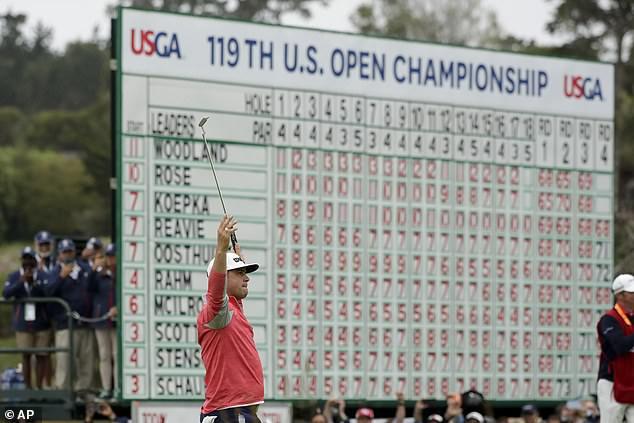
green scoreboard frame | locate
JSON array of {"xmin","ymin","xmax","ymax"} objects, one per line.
[{"xmin": 115, "ymin": 7, "xmax": 615, "ymax": 402}]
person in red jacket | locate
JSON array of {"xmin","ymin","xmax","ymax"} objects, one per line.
[
  {"xmin": 597, "ymin": 273, "xmax": 634, "ymax": 423},
  {"xmin": 197, "ymin": 215, "xmax": 263, "ymax": 423}
]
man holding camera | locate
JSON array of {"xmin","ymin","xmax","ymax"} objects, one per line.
[
  {"xmin": 2, "ymin": 247, "xmax": 51, "ymax": 388},
  {"xmin": 597, "ymin": 274, "xmax": 634, "ymax": 423}
]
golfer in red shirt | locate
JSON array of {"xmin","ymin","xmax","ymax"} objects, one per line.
[{"xmin": 198, "ymin": 215, "xmax": 264, "ymax": 423}]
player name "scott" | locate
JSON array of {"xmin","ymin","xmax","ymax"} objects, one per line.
[{"xmin": 155, "ymin": 217, "xmax": 205, "ymax": 238}]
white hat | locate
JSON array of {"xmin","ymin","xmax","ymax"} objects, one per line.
[
  {"xmin": 207, "ymin": 252, "xmax": 259, "ymax": 276},
  {"xmin": 613, "ymin": 274, "xmax": 634, "ymax": 294},
  {"xmin": 465, "ymin": 412, "xmax": 484, "ymax": 423}
]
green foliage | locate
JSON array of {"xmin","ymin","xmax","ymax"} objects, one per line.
[
  {"xmin": 0, "ymin": 147, "xmax": 105, "ymax": 241},
  {"xmin": 117, "ymin": 0, "xmax": 330, "ymax": 22},
  {"xmin": 351, "ymin": 0, "xmax": 504, "ymax": 48},
  {"xmin": 0, "ymin": 107, "xmax": 25, "ymax": 146},
  {"xmin": 0, "ymin": 13, "xmax": 108, "ymax": 113},
  {"xmin": 547, "ymin": 0, "xmax": 634, "ymax": 63}
]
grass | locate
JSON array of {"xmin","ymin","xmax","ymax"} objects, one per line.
[
  {"xmin": 0, "ymin": 335, "xmax": 20, "ymax": 373},
  {"xmin": 0, "ymin": 241, "xmax": 24, "ymax": 280}
]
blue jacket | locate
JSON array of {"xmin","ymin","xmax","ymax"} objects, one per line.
[
  {"xmin": 2, "ymin": 270, "xmax": 50, "ymax": 332},
  {"xmin": 87, "ymin": 268, "xmax": 116, "ymax": 329},
  {"xmin": 43, "ymin": 261, "xmax": 92, "ymax": 329}
]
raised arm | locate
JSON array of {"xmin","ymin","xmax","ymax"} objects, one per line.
[
  {"xmin": 200, "ymin": 215, "xmax": 238, "ymax": 327},
  {"xmin": 2, "ymin": 273, "xmax": 25, "ymax": 299}
]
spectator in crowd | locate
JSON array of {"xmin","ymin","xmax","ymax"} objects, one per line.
[
  {"xmin": 413, "ymin": 398, "xmax": 429, "ymax": 423},
  {"xmin": 34, "ymin": 230, "xmax": 56, "ymax": 387},
  {"xmin": 2, "ymin": 247, "xmax": 51, "ymax": 389},
  {"xmin": 521, "ymin": 405, "xmax": 541, "ymax": 423},
  {"xmin": 324, "ymin": 398, "xmax": 349, "ymax": 423},
  {"xmin": 581, "ymin": 399, "xmax": 599, "ymax": 423},
  {"xmin": 466, "ymin": 412, "xmax": 485, "ymax": 423},
  {"xmin": 445, "ymin": 393, "xmax": 464, "ymax": 423},
  {"xmin": 556, "ymin": 403, "xmax": 574, "ymax": 423},
  {"xmin": 355, "ymin": 407, "xmax": 374, "ymax": 423},
  {"xmin": 85, "ymin": 399, "xmax": 128, "ymax": 423},
  {"xmin": 393, "ymin": 392, "xmax": 407, "ymax": 423},
  {"xmin": 597, "ymin": 274, "xmax": 634, "ymax": 423},
  {"xmin": 80, "ymin": 237, "xmax": 103, "ymax": 268},
  {"xmin": 34, "ymin": 230, "xmax": 55, "ymax": 272},
  {"xmin": 88, "ymin": 243, "xmax": 117, "ymax": 399},
  {"xmin": 44, "ymin": 238, "xmax": 94, "ymax": 392},
  {"xmin": 428, "ymin": 415, "xmax": 445, "ymax": 423},
  {"xmin": 311, "ymin": 410, "xmax": 327, "ymax": 423},
  {"xmin": 462, "ymin": 390, "xmax": 490, "ymax": 418},
  {"xmin": 383, "ymin": 392, "xmax": 407, "ymax": 423}
]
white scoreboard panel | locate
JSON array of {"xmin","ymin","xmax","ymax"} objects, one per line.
[{"xmin": 116, "ymin": 8, "xmax": 614, "ymax": 401}]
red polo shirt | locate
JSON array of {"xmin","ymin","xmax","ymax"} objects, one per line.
[{"xmin": 197, "ymin": 271, "xmax": 264, "ymax": 413}]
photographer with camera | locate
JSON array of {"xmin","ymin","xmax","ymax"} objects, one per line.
[
  {"xmin": 85, "ymin": 399, "xmax": 128, "ymax": 423},
  {"xmin": 323, "ymin": 398, "xmax": 349, "ymax": 423},
  {"xmin": 2, "ymin": 247, "xmax": 51, "ymax": 388}
]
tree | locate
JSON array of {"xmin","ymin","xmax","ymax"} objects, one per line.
[
  {"xmin": 350, "ymin": 0, "xmax": 504, "ymax": 48},
  {"xmin": 113, "ymin": 0, "xmax": 330, "ymax": 22},
  {"xmin": 0, "ymin": 107, "xmax": 25, "ymax": 146},
  {"xmin": 25, "ymin": 96, "xmax": 111, "ymax": 200},
  {"xmin": 547, "ymin": 0, "xmax": 633, "ymax": 68},
  {"xmin": 0, "ymin": 147, "xmax": 103, "ymax": 241}
]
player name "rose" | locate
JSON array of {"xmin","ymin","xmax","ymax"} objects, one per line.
[{"xmin": 155, "ymin": 217, "xmax": 205, "ymax": 238}]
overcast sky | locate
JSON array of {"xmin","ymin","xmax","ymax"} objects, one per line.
[{"xmin": 1, "ymin": 0, "xmax": 564, "ymax": 52}]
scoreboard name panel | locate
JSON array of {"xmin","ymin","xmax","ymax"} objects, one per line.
[{"xmin": 116, "ymin": 8, "xmax": 614, "ymax": 401}]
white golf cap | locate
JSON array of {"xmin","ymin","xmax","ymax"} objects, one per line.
[
  {"xmin": 465, "ymin": 412, "xmax": 484, "ymax": 423},
  {"xmin": 207, "ymin": 252, "xmax": 259, "ymax": 276},
  {"xmin": 612, "ymin": 274, "xmax": 634, "ymax": 294}
]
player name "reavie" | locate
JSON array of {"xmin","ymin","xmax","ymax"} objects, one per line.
[{"xmin": 155, "ymin": 217, "xmax": 205, "ymax": 238}]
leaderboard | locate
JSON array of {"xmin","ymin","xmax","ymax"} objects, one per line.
[{"xmin": 116, "ymin": 8, "xmax": 614, "ymax": 401}]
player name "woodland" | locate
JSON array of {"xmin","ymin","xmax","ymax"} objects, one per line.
[{"xmin": 154, "ymin": 139, "xmax": 228, "ymax": 162}]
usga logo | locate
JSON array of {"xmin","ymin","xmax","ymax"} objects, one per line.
[
  {"xmin": 563, "ymin": 75, "xmax": 603, "ymax": 100},
  {"xmin": 130, "ymin": 29, "xmax": 181, "ymax": 58}
]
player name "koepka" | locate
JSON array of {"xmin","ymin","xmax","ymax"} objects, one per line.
[{"xmin": 154, "ymin": 192, "xmax": 211, "ymax": 214}]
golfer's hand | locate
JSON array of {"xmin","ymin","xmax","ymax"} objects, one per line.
[{"xmin": 216, "ymin": 215, "xmax": 238, "ymax": 252}]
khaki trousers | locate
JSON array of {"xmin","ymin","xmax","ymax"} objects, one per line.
[
  {"xmin": 54, "ymin": 328, "xmax": 94, "ymax": 390},
  {"xmin": 95, "ymin": 328, "xmax": 117, "ymax": 391}
]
